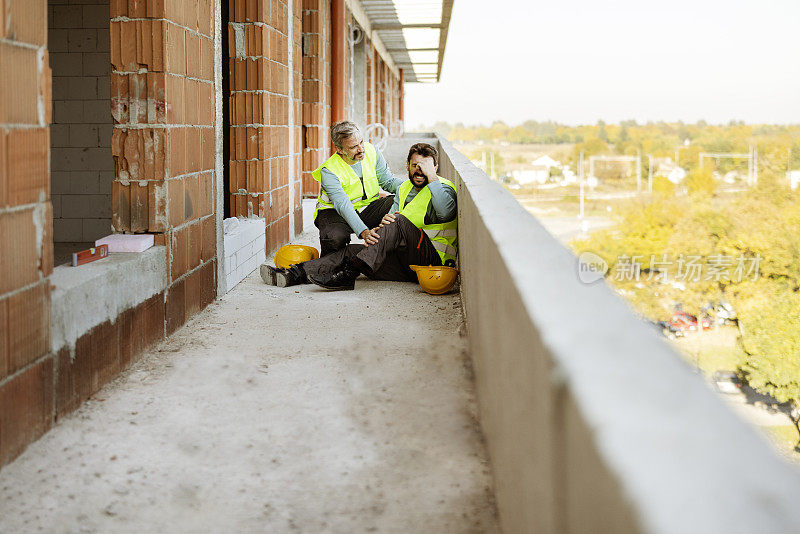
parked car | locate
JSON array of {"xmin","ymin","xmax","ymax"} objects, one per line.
[
  {"xmin": 712, "ymin": 370, "xmax": 743, "ymax": 394},
  {"xmin": 652, "ymin": 320, "xmax": 684, "ymax": 339},
  {"xmin": 668, "ymin": 312, "xmax": 711, "ymax": 332}
]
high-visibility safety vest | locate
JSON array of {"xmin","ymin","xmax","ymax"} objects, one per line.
[
  {"xmin": 311, "ymin": 142, "xmax": 380, "ymax": 219},
  {"xmin": 397, "ymin": 176, "xmax": 458, "ymax": 266}
]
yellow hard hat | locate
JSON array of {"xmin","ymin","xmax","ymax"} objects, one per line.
[
  {"xmin": 275, "ymin": 245, "xmax": 319, "ymax": 269},
  {"xmin": 409, "ymin": 265, "xmax": 459, "ymax": 295}
]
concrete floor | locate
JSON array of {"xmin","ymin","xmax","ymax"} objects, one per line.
[{"xmin": 0, "ymin": 225, "xmax": 498, "ymax": 533}]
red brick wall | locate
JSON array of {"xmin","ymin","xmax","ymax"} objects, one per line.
[
  {"xmin": 109, "ymin": 0, "xmax": 217, "ymax": 336},
  {"xmin": 300, "ymin": 0, "xmax": 331, "ymax": 198},
  {"xmin": 228, "ymin": 0, "xmax": 301, "ymax": 252},
  {"xmin": 0, "ymin": 0, "xmax": 55, "ymax": 468}
]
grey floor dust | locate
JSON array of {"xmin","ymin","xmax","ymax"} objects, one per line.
[{"xmin": 0, "ymin": 226, "xmax": 498, "ymax": 533}]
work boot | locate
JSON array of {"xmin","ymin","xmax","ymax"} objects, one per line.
[
  {"xmin": 260, "ymin": 264, "xmax": 280, "ymax": 285},
  {"xmin": 308, "ymin": 266, "xmax": 359, "ymax": 291},
  {"xmin": 260, "ymin": 264, "xmax": 306, "ymax": 287}
]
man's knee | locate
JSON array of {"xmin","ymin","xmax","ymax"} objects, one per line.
[{"xmin": 319, "ymin": 225, "xmax": 351, "ymax": 252}]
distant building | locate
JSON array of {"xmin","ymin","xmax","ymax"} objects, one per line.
[
  {"xmin": 788, "ymin": 170, "xmax": 800, "ymax": 190},
  {"xmin": 512, "ymin": 155, "xmax": 562, "ymax": 185}
]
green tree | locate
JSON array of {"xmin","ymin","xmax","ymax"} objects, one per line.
[
  {"xmin": 738, "ymin": 289, "xmax": 800, "ymax": 449},
  {"xmin": 686, "ymin": 166, "xmax": 716, "ymax": 196}
]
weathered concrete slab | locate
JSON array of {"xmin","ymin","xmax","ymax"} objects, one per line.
[{"xmin": 0, "ymin": 228, "xmax": 497, "ymax": 533}]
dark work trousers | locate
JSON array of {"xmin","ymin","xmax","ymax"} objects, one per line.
[
  {"xmin": 314, "ymin": 195, "xmax": 395, "ymax": 256},
  {"xmin": 301, "ymin": 214, "xmax": 441, "ymax": 283}
]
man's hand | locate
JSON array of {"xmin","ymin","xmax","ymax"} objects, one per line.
[
  {"xmin": 379, "ymin": 212, "xmax": 398, "ymax": 227},
  {"xmin": 360, "ymin": 228, "xmax": 380, "ymax": 246},
  {"xmin": 419, "ymin": 158, "xmax": 438, "ymax": 182}
]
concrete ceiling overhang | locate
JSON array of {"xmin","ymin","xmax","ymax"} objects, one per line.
[{"xmin": 347, "ymin": 0, "xmax": 453, "ymax": 83}]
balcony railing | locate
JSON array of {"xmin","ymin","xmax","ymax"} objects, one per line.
[{"xmin": 384, "ymin": 133, "xmax": 800, "ymax": 534}]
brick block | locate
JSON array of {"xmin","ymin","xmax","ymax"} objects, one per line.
[
  {"xmin": 165, "ymin": 277, "xmax": 185, "ymax": 334},
  {"xmin": 130, "ymin": 181, "xmax": 149, "ymax": 233},
  {"xmin": 184, "ymin": 173, "xmax": 199, "ymax": 222},
  {"xmin": 0, "ymin": 296, "xmax": 6, "ymax": 379},
  {"xmin": 200, "ymin": 36, "xmax": 214, "ymax": 81},
  {"xmin": 0, "ymin": 208, "xmax": 41, "ymax": 295},
  {"xmin": 148, "ymin": 179, "xmax": 168, "ymax": 232},
  {"xmin": 200, "ymin": 215, "xmax": 215, "ymax": 262},
  {"xmin": 5, "ymin": 128, "xmax": 49, "ymax": 207},
  {"xmin": 4, "ymin": 0, "xmax": 47, "ymax": 45},
  {"xmin": 170, "ymin": 225, "xmax": 189, "ymax": 280},
  {"xmin": 188, "ymin": 220, "xmax": 202, "ymax": 271},
  {"xmin": 201, "ymin": 128, "xmax": 215, "ymax": 171},
  {"xmin": 130, "ymin": 292, "xmax": 165, "ymax": 363},
  {"xmin": 167, "ymin": 177, "xmax": 184, "ymax": 228},
  {"xmin": 0, "ymin": 43, "xmax": 40, "ymax": 124},
  {"xmin": 199, "ymin": 259, "xmax": 216, "ymax": 308},
  {"xmin": 165, "ymin": 23, "xmax": 185, "ymax": 76},
  {"xmin": 198, "ymin": 0, "xmax": 213, "ymax": 37},
  {"xmin": 185, "ymin": 31, "xmax": 200, "ymax": 79},
  {"xmin": 5, "ymin": 281, "xmax": 50, "ymax": 377},
  {"xmin": 0, "ymin": 358, "xmax": 54, "ymax": 467},
  {"xmin": 112, "ymin": 128, "xmax": 167, "ymax": 181}
]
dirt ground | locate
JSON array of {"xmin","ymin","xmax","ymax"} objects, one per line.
[{"xmin": 0, "ymin": 227, "xmax": 498, "ymax": 533}]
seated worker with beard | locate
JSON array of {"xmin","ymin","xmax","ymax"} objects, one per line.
[{"xmin": 260, "ymin": 142, "xmax": 457, "ymax": 290}]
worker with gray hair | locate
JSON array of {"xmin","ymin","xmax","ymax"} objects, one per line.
[{"xmin": 311, "ymin": 120, "xmax": 403, "ymax": 255}]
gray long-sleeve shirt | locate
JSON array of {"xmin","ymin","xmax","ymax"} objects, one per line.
[
  {"xmin": 392, "ymin": 179, "xmax": 457, "ymax": 224},
  {"xmin": 320, "ymin": 148, "xmax": 404, "ymax": 236}
]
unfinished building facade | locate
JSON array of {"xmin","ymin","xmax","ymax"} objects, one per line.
[{"xmin": 0, "ymin": 0, "xmax": 428, "ymax": 467}]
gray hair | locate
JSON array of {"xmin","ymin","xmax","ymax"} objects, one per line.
[{"xmin": 330, "ymin": 121, "xmax": 361, "ymax": 149}]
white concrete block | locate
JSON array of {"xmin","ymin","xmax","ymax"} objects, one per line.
[
  {"xmin": 52, "ymin": 195, "xmax": 62, "ymax": 219},
  {"xmin": 66, "ymin": 171, "xmax": 101, "ymax": 194},
  {"xmin": 67, "ymin": 28, "xmax": 97, "ymax": 53},
  {"xmin": 50, "ymin": 53, "xmax": 83, "ymax": 77},
  {"xmin": 98, "ymin": 171, "xmax": 114, "ymax": 194},
  {"xmin": 54, "ymin": 100, "xmax": 84, "ymax": 124},
  {"xmin": 66, "ymin": 76, "xmax": 98, "ymax": 101},
  {"xmin": 52, "ymin": 78, "xmax": 68, "ymax": 101},
  {"xmin": 82, "ymin": 218, "xmax": 112, "ymax": 242},
  {"xmin": 48, "ymin": 29, "xmax": 69, "ymax": 53},
  {"xmin": 53, "ymin": 218, "xmax": 83, "ymax": 242},
  {"xmin": 97, "ymin": 123, "xmax": 113, "ymax": 148},
  {"xmin": 82, "ymin": 53, "xmax": 109, "ymax": 77},
  {"xmin": 61, "ymin": 194, "xmax": 111, "ymax": 219},
  {"xmin": 51, "ymin": 124, "xmax": 70, "ymax": 148},
  {"xmin": 68, "ymin": 124, "xmax": 99, "ymax": 148},
  {"xmin": 51, "ymin": 172, "xmax": 71, "ymax": 195},
  {"xmin": 50, "ymin": 6, "xmax": 82, "ymax": 29},
  {"xmin": 96, "ymin": 29, "xmax": 110, "ymax": 53},
  {"xmin": 82, "ymin": 4, "xmax": 109, "ymax": 29},
  {"xmin": 83, "ymin": 100, "xmax": 110, "ymax": 123},
  {"xmin": 96, "ymin": 75, "xmax": 110, "ymax": 100}
]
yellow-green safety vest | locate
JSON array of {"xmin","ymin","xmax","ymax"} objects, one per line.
[
  {"xmin": 311, "ymin": 142, "xmax": 380, "ymax": 219},
  {"xmin": 397, "ymin": 176, "xmax": 458, "ymax": 266}
]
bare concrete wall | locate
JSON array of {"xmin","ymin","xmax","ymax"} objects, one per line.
[{"xmin": 433, "ymin": 134, "xmax": 800, "ymax": 534}]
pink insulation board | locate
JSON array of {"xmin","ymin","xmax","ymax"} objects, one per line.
[{"xmin": 95, "ymin": 234, "xmax": 155, "ymax": 253}]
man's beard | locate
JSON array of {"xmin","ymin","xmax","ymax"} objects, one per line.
[{"xmin": 409, "ymin": 171, "xmax": 428, "ymax": 186}]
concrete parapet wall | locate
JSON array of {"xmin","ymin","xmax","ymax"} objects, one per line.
[{"xmin": 431, "ymin": 134, "xmax": 800, "ymax": 534}]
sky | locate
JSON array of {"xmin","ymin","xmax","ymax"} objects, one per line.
[{"xmin": 403, "ymin": 0, "xmax": 800, "ymax": 129}]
